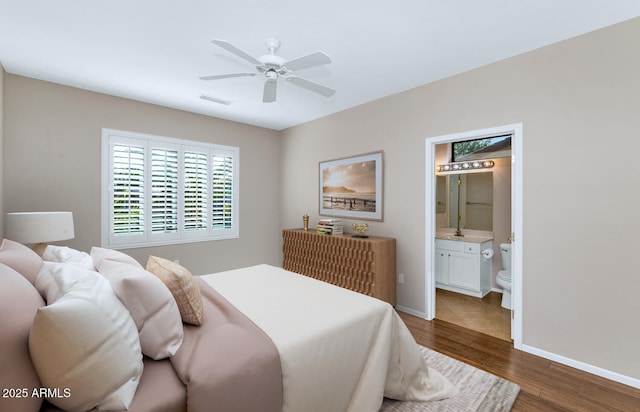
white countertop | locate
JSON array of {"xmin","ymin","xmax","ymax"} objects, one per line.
[{"xmin": 435, "ymin": 230, "xmax": 493, "ymax": 243}]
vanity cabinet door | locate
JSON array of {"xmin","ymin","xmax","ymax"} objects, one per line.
[
  {"xmin": 447, "ymin": 252, "xmax": 479, "ymax": 290},
  {"xmin": 435, "ymin": 248, "xmax": 449, "ymax": 284},
  {"xmin": 435, "ymin": 238, "xmax": 491, "ymax": 298}
]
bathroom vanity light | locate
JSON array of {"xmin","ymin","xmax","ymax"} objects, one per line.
[{"xmin": 437, "ymin": 160, "xmax": 495, "ymax": 173}]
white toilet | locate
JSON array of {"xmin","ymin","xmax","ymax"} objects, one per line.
[{"xmin": 496, "ymin": 243, "xmax": 512, "ymax": 309}]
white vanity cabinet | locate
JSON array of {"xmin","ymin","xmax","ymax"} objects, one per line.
[{"xmin": 435, "ymin": 238, "xmax": 492, "ymax": 298}]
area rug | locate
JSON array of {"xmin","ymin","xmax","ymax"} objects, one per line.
[{"xmin": 379, "ymin": 346, "xmax": 520, "ymax": 411}]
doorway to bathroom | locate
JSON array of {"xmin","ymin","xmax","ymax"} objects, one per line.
[{"xmin": 425, "ymin": 123, "xmax": 523, "ymax": 349}]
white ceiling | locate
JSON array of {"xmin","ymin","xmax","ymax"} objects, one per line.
[{"xmin": 1, "ymin": 1, "xmax": 639, "ymax": 130}]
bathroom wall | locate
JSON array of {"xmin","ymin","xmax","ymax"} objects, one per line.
[
  {"xmin": 489, "ymin": 156, "xmax": 511, "ymax": 282},
  {"xmin": 464, "ymin": 172, "xmax": 493, "ymax": 231},
  {"xmin": 434, "ymin": 144, "xmax": 448, "ymax": 228}
]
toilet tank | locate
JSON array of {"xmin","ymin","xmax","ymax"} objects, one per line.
[{"xmin": 500, "ymin": 243, "xmax": 512, "ymax": 270}]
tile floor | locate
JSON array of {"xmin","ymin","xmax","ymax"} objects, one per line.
[{"xmin": 435, "ymin": 288, "xmax": 512, "ymax": 341}]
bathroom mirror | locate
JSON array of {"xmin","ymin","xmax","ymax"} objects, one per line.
[{"xmin": 436, "ymin": 172, "xmax": 493, "ymax": 231}]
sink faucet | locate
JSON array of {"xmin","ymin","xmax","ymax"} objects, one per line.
[{"xmin": 454, "ymin": 227, "xmax": 464, "ymax": 237}]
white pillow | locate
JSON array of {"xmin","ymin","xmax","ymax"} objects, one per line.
[
  {"xmin": 90, "ymin": 246, "xmax": 142, "ymax": 269},
  {"xmin": 97, "ymin": 259, "xmax": 184, "ymax": 360},
  {"xmin": 30, "ymin": 262, "xmax": 143, "ymax": 411},
  {"xmin": 41, "ymin": 245, "xmax": 95, "ymax": 270},
  {"xmin": 35, "ymin": 261, "xmax": 90, "ymax": 304}
]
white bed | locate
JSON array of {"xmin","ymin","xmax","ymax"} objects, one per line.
[{"xmin": 202, "ymin": 264, "xmax": 458, "ymax": 412}]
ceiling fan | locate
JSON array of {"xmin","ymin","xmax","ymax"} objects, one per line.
[{"xmin": 200, "ymin": 39, "xmax": 335, "ymax": 103}]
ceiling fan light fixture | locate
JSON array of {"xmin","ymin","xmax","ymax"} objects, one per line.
[{"xmin": 265, "ymin": 70, "xmax": 278, "ymax": 80}]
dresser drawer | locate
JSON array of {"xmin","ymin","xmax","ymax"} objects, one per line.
[{"xmin": 282, "ymin": 229, "xmax": 396, "ymax": 306}]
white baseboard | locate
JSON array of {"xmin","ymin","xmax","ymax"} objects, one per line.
[
  {"xmin": 395, "ymin": 305, "xmax": 430, "ymax": 320},
  {"xmin": 521, "ymin": 344, "xmax": 640, "ymax": 389},
  {"xmin": 491, "ymin": 287, "xmax": 503, "ymax": 293}
]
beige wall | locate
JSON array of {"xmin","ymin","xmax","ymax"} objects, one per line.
[
  {"xmin": 281, "ymin": 18, "xmax": 640, "ymax": 380},
  {"xmin": 0, "ymin": 64, "xmax": 4, "ymax": 235},
  {"xmin": 4, "ymin": 75, "xmax": 282, "ymax": 275}
]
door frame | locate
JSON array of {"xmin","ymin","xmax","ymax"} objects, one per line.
[{"xmin": 425, "ymin": 123, "xmax": 523, "ymax": 349}]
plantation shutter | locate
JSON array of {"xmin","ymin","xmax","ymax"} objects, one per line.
[
  {"xmin": 212, "ymin": 154, "xmax": 234, "ymax": 229},
  {"xmin": 184, "ymin": 151, "xmax": 209, "ymax": 231},
  {"xmin": 151, "ymin": 147, "xmax": 179, "ymax": 234},
  {"xmin": 112, "ymin": 143, "xmax": 145, "ymax": 236},
  {"xmin": 103, "ymin": 129, "xmax": 239, "ymax": 248}
]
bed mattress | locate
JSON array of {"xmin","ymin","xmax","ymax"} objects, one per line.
[{"xmin": 201, "ymin": 264, "xmax": 457, "ymax": 412}]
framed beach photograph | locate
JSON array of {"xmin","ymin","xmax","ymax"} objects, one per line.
[{"xmin": 319, "ymin": 151, "xmax": 383, "ymax": 221}]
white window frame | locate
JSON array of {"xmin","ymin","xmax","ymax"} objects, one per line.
[{"xmin": 101, "ymin": 128, "xmax": 239, "ymax": 249}]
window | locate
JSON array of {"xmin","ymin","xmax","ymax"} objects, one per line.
[
  {"xmin": 452, "ymin": 135, "xmax": 512, "ymax": 162},
  {"xmin": 102, "ymin": 129, "xmax": 239, "ymax": 248}
]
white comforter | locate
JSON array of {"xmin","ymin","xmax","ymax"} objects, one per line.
[{"xmin": 201, "ymin": 264, "xmax": 457, "ymax": 412}]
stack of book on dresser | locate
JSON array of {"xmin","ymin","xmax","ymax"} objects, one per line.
[{"xmin": 317, "ymin": 218, "xmax": 343, "ymax": 235}]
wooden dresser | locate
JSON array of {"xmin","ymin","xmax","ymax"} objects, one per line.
[{"xmin": 282, "ymin": 229, "xmax": 396, "ymax": 306}]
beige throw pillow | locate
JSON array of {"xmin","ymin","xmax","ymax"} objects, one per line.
[{"xmin": 146, "ymin": 256, "xmax": 203, "ymax": 325}]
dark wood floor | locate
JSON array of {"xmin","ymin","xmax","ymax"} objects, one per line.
[{"xmin": 399, "ymin": 312, "xmax": 640, "ymax": 411}]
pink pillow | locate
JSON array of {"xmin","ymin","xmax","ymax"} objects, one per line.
[
  {"xmin": 0, "ymin": 263, "xmax": 45, "ymax": 412},
  {"xmin": 90, "ymin": 246, "xmax": 143, "ymax": 268},
  {"xmin": 0, "ymin": 239, "xmax": 43, "ymax": 285},
  {"xmin": 97, "ymin": 259, "xmax": 184, "ymax": 359}
]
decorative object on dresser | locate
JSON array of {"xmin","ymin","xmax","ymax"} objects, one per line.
[
  {"xmin": 351, "ymin": 222, "xmax": 369, "ymax": 238},
  {"xmin": 302, "ymin": 214, "xmax": 309, "ymax": 231},
  {"xmin": 282, "ymin": 229, "xmax": 396, "ymax": 305},
  {"xmin": 319, "ymin": 151, "xmax": 384, "ymax": 221},
  {"xmin": 316, "ymin": 218, "xmax": 343, "ymax": 235}
]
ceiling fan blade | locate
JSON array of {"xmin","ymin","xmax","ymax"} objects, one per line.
[
  {"xmin": 283, "ymin": 51, "xmax": 331, "ymax": 71},
  {"xmin": 287, "ymin": 76, "xmax": 335, "ymax": 97},
  {"xmin": 200, "ymin": 73, "xmax": 256, "ymax": 81},
  {"xmin": 263, "ymin": 79, "xmax": 277, "ymax": 103},
  {"xmin": 211, "ymin": 39, "xmax": 262, "ymax": 66}
]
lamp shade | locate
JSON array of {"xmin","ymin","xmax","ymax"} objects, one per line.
[{"xmin": 5, "ymin": 212, "xmax": 75, "ymax": 244}]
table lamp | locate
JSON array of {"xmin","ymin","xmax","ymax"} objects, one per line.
[{"xmin": 5, "ymin": 211, "xmax": 75, "ymax": 254}]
